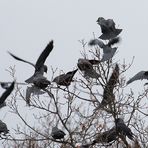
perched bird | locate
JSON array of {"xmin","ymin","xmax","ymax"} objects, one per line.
[
  {"xmin": 26, "ymin": 85, "xmax": 45, "ymax": 106},
  {"xmin": 92, "ymin": 127, "xmax": 117, "ymax": 144},
  {"xmin": 89, "ymin": 37, "xmax": 120, "ymax": 62},
  {"xmin": 77, "ymin": 58, "xmax": 100, "ymax": 79},
  {"xmin": 0, "ymin": 82, "xmax": 10, "ymax": 89},
  {"xmin": 53, "ymin": 69, "xmax": 78, "ymax": 86},
  {"xmin": 0, "ymin": 81, "xmax": 15, "ymax": 108},
  {"xmin": 8, "ymin": 40, "xmax": 53, "ymax": 83},
  {"xmin": 97, "ymin": 17, "xmax": 122, "ymax": 40},
  {"xmin": 127, "ymin": 71, "xmax": 148, "ymax": 85},
  {"xmin": 51, "ymin": 127, "xmax": 66, "ymax": 139},
  {"xmin": 0, "ymin": 120, "xmax": 9, "ymax": 135},
  {"xmin": 115, "ymin": 118, "xmax": 134, "ymax": 140},
  {"xmin": 100, "ymin": 64, "xmax": 119, "ymax": 107}
]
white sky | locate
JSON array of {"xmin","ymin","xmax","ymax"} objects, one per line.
[{"xmin": 0, "ymin": 0, "xmax": 148, "ymax": 145}]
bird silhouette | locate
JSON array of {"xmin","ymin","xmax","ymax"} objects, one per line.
[
  {"xmin": 53, "ymin": 69, "xmax": 78, "ymax": 86},
  {"xmin": 89, "ymin": 37, "xmax": 120, "ymax": 62},
  {"xmin": 51, "ymin": 127, "xmax": 66, "ymax": 139},
  {"xmin": 8, "ymin": 40, "xmax": 53, "ymax": 83},
  {"xmin": 127, "ymin": 71, "xmax": 148, "ymax": 85},
  {"xmin": 115, "ymin": 118, "xmax": 134, "ymax": 140},
  {"xmin": 77, "ymin": 58, "xmax": 100, "ymax": 79},
  {"xmin": 0, "ymin": 120, "xmax": 9, "ymax": 135},
  {"xmin": 97, "ymin": 17, "xmax": 122, "ymax": 40},
  {"xmin": 0, "ymin": 81, "xmax": 15, "ymax": 108}
]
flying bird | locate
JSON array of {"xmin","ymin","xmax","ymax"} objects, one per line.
[
  {"xmin": 89, "ymin": 37, "xmax": 120, "ymax": 62},
  {"xmin": 97, "ymin": 17, "xmax": 122, "ymax": 40},
  {"xmin": 127, "ymin": 71, "xmax": 148, "ymax": 85},
  {"xmin": 0, "ymin": 120, "xmax": 9, "ymax": 135},
  {"xmin": 8, "ymin": 40, "xmax": 53, "ymax": 83},
  {"xmin": 0, "ymin": 81, "xmax": 15, "ymax": 108},
  {"xmin": 53, "ymin": 69, "xmax": 78, "ymax": 86},
  {"xmin": 51, "ymin": 127, "xmax": 66, "ymax": 139},
  {"xmin": 77, "ymin": 58, "xmax": 100, "ymax": 79},
  {"xmin": 115, "ymin": 118, "xmax": 134, "ymax": 140},
  {"xmin": 100, "ymin": 64, "xmax": 119, "ymax": 107}
]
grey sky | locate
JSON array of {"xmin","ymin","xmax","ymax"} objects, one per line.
[{"xmin": 0, "ymin": 0, "xmax": 148, "ymax": 145}]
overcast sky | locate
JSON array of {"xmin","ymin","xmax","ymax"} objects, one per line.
[{"xmin": 0, "ymin": 0, "xmax": 148, "ymax": 145}]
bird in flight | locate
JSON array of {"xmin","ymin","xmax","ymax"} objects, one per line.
[
  {"xmin": 0, "ymin": 81, "xmax": 15, "ymax": 108},
  {"xmin": 89, "ymin": 37, "xmax": 120, "ymax": 62},
  {"xmin": 51, "ymin": 127, "xmax": 66, "ymax": 139},
  {"xmin": 8, "ymin": 40, "xmax": 53, "ymax": 84},
  {"xmin": 53, "ymin": 69, "xmax": 78, "ymax": 86},
  {"xmin": 97, "ymin": 17, "xmax": 122, "ymax": 40},
  {"xmin": 127, "ymin": 71, "xmax": 148, "ymax": 85},
  {"xmin": 77, "ymin": 58, "xmax": 100, "ymax": 79}
]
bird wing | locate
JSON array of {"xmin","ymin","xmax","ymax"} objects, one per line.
[
  {"xmin": 35, "ymin": 40, "xmax": 53, "ymax": 73},
  {"xmin": 8, "ymin": 51, "xmax": 35, "ymax": 67},
  {"xmin": 107, "ymin": 37, "xmax": 121, "ymax": 47},
  {"xmin": 0, "ymin": 81, "xmax": 15, "ymax": 105},
  {"xmin": 88, "ymin": 39, "xmax": 105, "ymax": 48},
  {"xmin": 127, "ymin": 71, "xmax": 148, "ymax": 85}
]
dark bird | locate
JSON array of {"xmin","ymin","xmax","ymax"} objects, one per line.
[
  {"xmin": 100, "ymin": 64, "xmax": 119, "ymax": 107},
  {"xmin": 115, "ymin": 118, "xmax": 134, "ymax": 140},
  {"xmin": 0, "ymin": 81, "xmax": 15, "ymax": 108},
  {"xmin": 53, "ymin": 69, "xmax": 78, "ymax": 86},
  {"xmin": 97, "ymin": 17, "xmax": 122, "ymax": 40},
  {"xmin": 89, "ymin": 37, "xmax": 120, "ymax": 62},
  {"xmin": 0, "ymin": 120, "xmax": 9, "ymax": 135},
  {"xmin": 51, "ymin": 127, "xmax": 66, "ymax": 139},
  {"xmin": 127, "ymin": 71, "xmax": 148, "ymax": 85},
  {"xmin": 92, "ymin": 127, "xmax": 117, "ymax": 144},
  {"xmin": 8, "ymin": 40, "xmax": 54, "ymax": 83},
  {"xmin": 77, "ymin": 58, "xmax": 100, "ymax": 79},
  {"xmin": 0, "ymin": 82, "xmax": 10, "ymax": 89}
]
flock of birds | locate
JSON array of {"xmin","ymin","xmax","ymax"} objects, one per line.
[{"xmin": 0, "ymin": 17, "xmax": 146, "ymax": 147}]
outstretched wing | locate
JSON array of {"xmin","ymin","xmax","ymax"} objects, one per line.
[
  {"xmin": 0, "ymin": 81, "xmax": 15, "ymax": 105},
  {"xmin": 8, "ymin": 51, "xmax": 35, "ymax": 67},
  {"xmin": 35, "ymin": 40, "xmax": 54, "ymax": 73}
]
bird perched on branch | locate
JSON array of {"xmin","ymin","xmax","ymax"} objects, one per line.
[
  {"xmin": 97, "ymin": 17, "xmax": 122, "ymax": 40},
  {"xmin": 53, "ymin": 69, "xmax": 78, "ymax": 86},
  {"xmin": 77, "ymin": 58, "xmax": 100, "ymax": 79},
  {"xmin": 51, "ymin": 127, "xmax": 66, "ymax": 139},
  {"xmin": 8, "ymin": 40, "xmax": 53, "ymax": 87},
  {"xmin": 89, "ymin": 37, "xmax": 120, "ymax": 62},
  {"xmin": 0, "ymin": 120, "xmax": 9, "ymax": 135},
  {"xmin": 127, "ymin": 71, "xmax": 148, "ymax": 85},
  {"xmin": 115, "ymin": 118, "xmax": 134, "ymax": 140},
  {"xmin": 0, "ymin": 81, "xmax": 15, "ymax": 108},
  {"xmin": 100, "ymin": 64, "xmax": 119, "ymax": 108}
]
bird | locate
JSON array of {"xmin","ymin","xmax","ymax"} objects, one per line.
[
  {"xmin": 0, "ymin": 82, "xmax": 10, "ymax": 89},
  {"xmin": 0, "ymin": 120, "xmax": 9, "ymax": 135},
  {"xmin": 92, "ymin": 127, "xmax": 117, "ymax": 144},
  {"xmin": 115, "ymin": 118, "xmax": 134, "ymax": 140},
  {"xmin": 77, "ymin": 58, "xmax": 100, "ymax": 79},
  {"xmin": 97, "ymin": 17, "xmax": 122, "ymax": 40},
  {"xmin": 51, "ymin": 127, "xmax": 66, "ymax": 139},
  {"xmin": 127, "ymin": 71, "xmax": 148, "ymax": 85},
  {"xmin": 0, "ymin": 81, "xmax": 15, "ymax": 108},
  {"xmin": 100, "ymin": 64, "xmax": 119, "ymax": 107},
  {"xmin": 89, "ymin": 37, "xmax": 120, "ymax": 62},
  {"xmin": 25, "ymin": 85, "xmax": 46, "ymax": 106},
  {"xmin": 53, "ymin": 69, "xmax": 78, "ymax": 86},
  {"xmin": 8, "ymin": 40, "xmax": 54, "ymax": 83}
]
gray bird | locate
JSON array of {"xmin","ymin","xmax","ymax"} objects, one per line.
[
  {"xmin": 8, "ymin": 40, "xmax": 53, "ymax": 83},
  {"xmin": 89, "ymin": 37, "xmax": 120, "ymax": 62},
  {"xmin": 127, "ymin": 71, "xmax": 148, "ymax": 85},
  {"xmin": 51, "ymin": 127, "xmax": 66, "ymax": 139},
  {"xmin": 97, "ymin": 17, "xmax": 122, "ymax": 40},
  {"xmin": 0, "ymin": 120, "xmax": 9, "ymax": 135},
  {"xmin": 100, "ymin": 64, "xmax": 119, "ymax": 107},
  {"xmin": 115, "ymin": 118, "xmax": 134, "ymax": 140},
  {"xmin": 53, "ymin": 69, "xmax": 78, "ymax": 86},
  {"xmin": 26, "ymin": 85, "xmax": 45, "ymax": 106},
  {"xmin": 0, "ymin": 81, "xmax": 15, "ymax": 108},
  {"xmin": 77, "ymin": 58, "xmax": 100, "ymax": 79}
]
